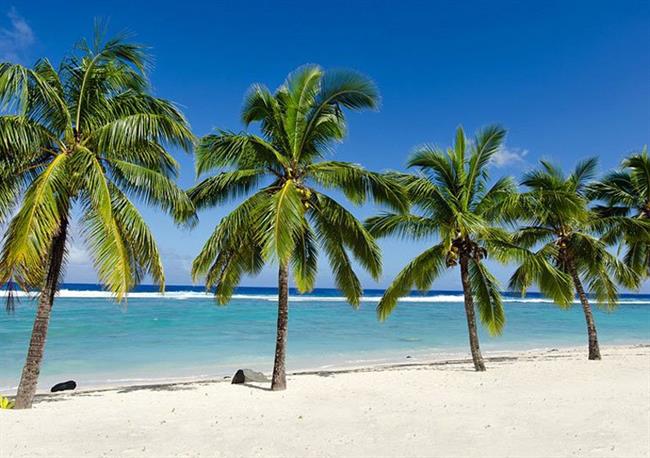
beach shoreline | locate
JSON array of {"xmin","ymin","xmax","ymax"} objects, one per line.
[
  {"xmin": 2, "ymin": 342, "xmax": 647, "ymax": 397},
  {"xmin": 2, "ymin": 344, "xmax": 649, "ymax": 458},
  {"xmin": 0, "ymin": 342, "xmax": 644, "ymax": 397}
]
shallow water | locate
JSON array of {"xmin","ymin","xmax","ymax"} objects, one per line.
[{"xmin": 1, "ymin": 285, "xmax": 649, "ymax": 392}]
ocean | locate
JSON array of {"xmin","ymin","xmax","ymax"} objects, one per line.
[{"xmin": 1, "ymin": 283, "xmax": 649, "ymax": 393}]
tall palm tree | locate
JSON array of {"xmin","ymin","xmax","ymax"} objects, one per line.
[
  {"xmin": 509, "ymin": 159, "xmax": 640, "ymax": 360},
  {"xmin": 588, "ymin": 147, "xmax": 650, "ymax": 277},
  {"xmin": 189, "ymin": 65, "xmax": 404, "ymax": 390},
  {"xmin": 366, "ymin": 125, "xmax": 517, "ymax": 372},
  {"xmin": 0, "ymin": 29, "xmax": 194, "ymax": 408}
]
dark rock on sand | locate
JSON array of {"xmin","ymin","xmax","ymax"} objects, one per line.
[
  {"xmin": 231, "ymin": 369, "xmax": 269, "ymax": 384},
  {"xmin": 51, "ymin": 380, "xmax": 77, "ymax": 392}
]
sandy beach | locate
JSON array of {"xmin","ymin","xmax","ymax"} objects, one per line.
[{"xmin": 1, "ymin": 344, "xmax": 648, "ymax": 458}]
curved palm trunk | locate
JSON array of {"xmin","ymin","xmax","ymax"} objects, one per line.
[
  {"xmin": 14, "ymin": 217, "xmax": 69, "ymax": 409},
  {"xmin": 569, "ymin": 265, "xmax": 601, "ymax": 360},
  {"xmin": 271, "ymin": 262, "xmax": 289, "ymax": 391},
  {"xmin": 459, "ymin": 256, "xmax": 486, "ymax": 371}
]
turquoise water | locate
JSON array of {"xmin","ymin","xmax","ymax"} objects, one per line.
[{"xmin": 1, "ymin": 285, "xmax": 649, "ymax": 392}]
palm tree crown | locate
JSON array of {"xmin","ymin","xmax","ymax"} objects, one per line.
[
  {"xmin": 190, "ymin": 64, "xmax": 404, "ymax": 304},
  {"xmin": 588, "ymin": 147, "xmax": 650, "ymax": 276},
  {"xmin": 0, "ymin": 30, "xmax": 194, "ymax": 299},
  {"xmin": 510, "ymin": 159, "xmax": 639, "ymax": 307},
  {"xmin": 367, "ymin": 125, "xmax": 515, "ymax": 371},
  {"xmin": 368, "ymin": 126, "xmax": 513, "ymax": 329}
]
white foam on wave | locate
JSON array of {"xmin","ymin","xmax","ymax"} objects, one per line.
[
  {"xmin": 0, "ymin": 289, "xmax": 212, "ymax": 300},
  {"xmin": 1, "ymin": 289, "xmax": 649, "ymax": 305}
]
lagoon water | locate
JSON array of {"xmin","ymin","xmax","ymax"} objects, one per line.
[{"xmin": 1, "ymin": 284, "xmax": 649, "ymax": 392}]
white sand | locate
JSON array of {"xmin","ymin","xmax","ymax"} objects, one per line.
[{"xmin": 1, "ymin": 345, "xmax": 649, "ymax": 458}]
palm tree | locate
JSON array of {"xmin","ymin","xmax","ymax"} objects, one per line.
[
  {"xmin": 0, "ymin": 29, "xmax": 194, "ymax": 408},
  {"xmin": 189, "ymin": 65, "xmax": 404, "ymax": 390},
  {"xmin": 366, "ymin": 125, "xmax": 516, "ymax": 372},
  {"xmin": 588, "ymin": 147, "xmax": 650, "ymax": 277},
  {"xmin": 509, "ymin": 159, "xmax": 640, "ymax": 360}
]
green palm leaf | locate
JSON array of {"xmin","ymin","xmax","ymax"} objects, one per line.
[
  {"xmin": 376, "ymin": 244, "xmax": 446, "ymax": 321},
  {"xmin": 0, "ymin": 153, "xmax": 69, "ymax": 286},
  {"xmin": 468, "ymin": 259, "xmax": 505, "ymax": 335},
  {"xmin": 261, "ymin": 180, "xmax": 306, "ymax": 263},
  {"xmin": 291, "ymin": 224, "xmax": 318, "ymax": 293},
  {"xmin": 313, "ymin": 192, "xmax": 382, "ymax": 279},
  {"xmin": 588, "ymin": 147, "xmax": 650, "ymax": 277}
]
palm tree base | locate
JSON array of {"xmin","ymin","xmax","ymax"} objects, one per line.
[
  {"xmin": 271, "ymin": 381, "xmax": 287, "ymax": 391},
  {"xmin": 588, "ymin": 348, "xmax": 602, "ymax": 360}
]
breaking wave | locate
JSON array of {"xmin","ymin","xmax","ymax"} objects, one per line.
[{"xmin": 1, "ymin": 289, "xmax": 649, "ymax": 305}]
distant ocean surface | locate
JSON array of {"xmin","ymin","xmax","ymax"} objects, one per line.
[{"xmin": 1, "ymin": 283, "xmax": 649, "ymax": 393}]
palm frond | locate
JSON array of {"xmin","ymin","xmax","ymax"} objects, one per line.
[
  {"xmin": 465, "ymin": 124, "xmax": 506, "ymax": 206},
  {"xmin": 468, "ymin": 259, "xmax": 505, "ymax": 335},
  {"xmin": 282, "ymin": 65, "xmax": 323, "ymax": 159},
  {"xmin": 260, "ymin": 180, "xmax": 306, "ymax": 263},
  {"xmin": 313, "ymin": 192, "xmax": 381, "ymax": 279},
  {"xmin": 188, "ymin": 169, "xmax": 265, "ymax": 210},
  {"xmin": 365, "ymin": 213, "xmax": 437, "ymax": 240},
  {"xmin": 508, "ymin": 243, "xmax": 574, "ymax": 307},
  {"xmin": 308, "ymin": 161, "xmax": 407, "ymax": 212},
  {"xmin": 298, "ymin": 69, "xmax": 379, "ymax": 160},
  {"xmin": 195, "ymin": 131, "xmax": 287, "ymax": 175},
  {"xmin": 376, "ymin": 244, "xmax": 446, "ymax": 321},
  {"xmin": 291, "ymin": 224, "xmax": 318, "ymax": 293},
  {"xmin": 79, "ymin": 154, "xmax": 132, "ymax": 300},
  {"xmin": 312, "ymin": 219, "xmax": 362, "ymax": 307},
  {"xmin": 569, "ymin": 157, "xmax": 598, "ymax": 192},
  {"xmin": 106, "ymin": 158, "xmax": 196, "ymax": 224},
  {"xmin": 108, "ymin": 184, "xmax": 165, "ymax": 288},
  {"xmin": 407, "ymin": 146, "xmax": 458, "ymax": 194},
  {"xmin": 191, "ymin": 190, "xmax": 270, "ymax": 282},
  {"xmin": 0, "ymin": 153, "xmax": 69, "ymax": 286}
]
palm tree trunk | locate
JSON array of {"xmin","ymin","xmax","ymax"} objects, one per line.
[
  {"xmin": 14, "ymin": 218, "xmax": 69, "ymax": 409},
  {"xmin": 569, "ymin": 265, "xmax": 601, "ymax": 360},
  {"xmin": 459, "ymin": 256, "xmax": 486, "ymax": 371},
  {"xmin": 271, "ymin": 262, "xmax": 289, "ymax": 391}
]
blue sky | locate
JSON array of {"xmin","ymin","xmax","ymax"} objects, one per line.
[{"xmin": 2, "ymin": 1, "xmax": 649, "ymax": 291}]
